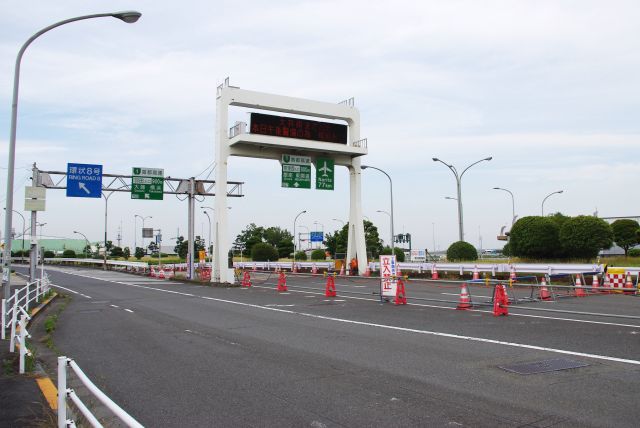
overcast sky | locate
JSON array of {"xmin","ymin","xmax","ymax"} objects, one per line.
[{"xmin": 1, "ymin": 0, "xmax": 638, "ymax": 253}]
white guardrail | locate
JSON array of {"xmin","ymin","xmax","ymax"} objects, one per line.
[
  {"xmin": 234, "ymin": 261, "xmax": 640, "ymax": 276},
  {"xmin": 58, "ymin": 356, "xmax": 144, "ymax": 428},
  {"xmin": 2, "ymin": 276, "xmax": 51, "ymax": 373}
]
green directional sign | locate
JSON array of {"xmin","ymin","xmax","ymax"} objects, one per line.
[
  {"xmin": 131, "ymin": 167, "xmax": 164, "ymax": 200},
  {"xmin": 315, "ymin": 158, "xmax": 334, "ymax": 190},
  {"xmin": 281, "ymin": 155, "xmax": 311, "ymax": 189}
]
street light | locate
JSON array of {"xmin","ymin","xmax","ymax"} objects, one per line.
[
  {"xmin": 298, "ymin": 225, "xmax": 310, "ymax": 251},
  {"xmin": 332, "ymin": 218, "xmax": 345, "ymax": 227},
  {"xmin": 201, "ymin": 206, "xmax": 230, "ymax": 257},
  {"xmin": 202, "ymin": 211, "xmax": 212, "ymax": 256},
  {"xmin": 2, "ymin": 10, "xmax": 142, "ymax": 301},
  {"xmin": 493, "ymin": 187, "xmax": 516, "ymax": 227},
  {"xmin": 293, "ymin": 210, "xmax": 307, "ymax": 264},
  {"xmin": 541, "ymin": 190, "xmax": 564, "ymax": 216},
  {"xmin": 4, "ymin": 208, "xmax": 26, "ymax": 264},
  {"xmin": 134, "ymin": 214, "xmax": 152, "ymax": 251},
  {"xmin": 362, "ymin": 165, "xmax": 395, "ymax": 257},
  {"xmin": 37, "ymin": 222, "xmax": 46, "ymax": 279},
  {"xmin": 432, "ymin": 156, "xmax": 492, "ymax": 241},
  {"xmin": 73, "ymin": 230, "xmax": 90, "ymax": 258}
]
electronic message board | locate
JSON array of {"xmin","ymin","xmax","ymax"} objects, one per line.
[{"xmin": 250, "ymin": 113, "xmax": 347, "ymax": 144}]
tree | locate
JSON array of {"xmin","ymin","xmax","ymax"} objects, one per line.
[
  {"xmin": 559, "ymin": 216, "xmax": 613, "ymax": 259},
  {"xmin": 105, "ymin": 240, "xmax": 113, "ymax": 253},
  {"xmin": 123, "ymin": 247, "xmax": 131, "ymax": 259},
  {"xmin": 134, "ymin": 247, "xmax": 145, "ymax": 260},
  {"xmin": 174, "ymin": 236, "xmax": 187, "ymax": 258},
  {"xmin": 324, "ymin": 220, "xmax": 383, "ymax": 259},
  {"xmin": 611, "ymin": 219, "xmax": 640, "ymax": 257},
  {"xmin": 110, "ymin": 246, "xmax": 124, "ymax": 258},
  {"xmin": 277, "ymin": 238, "xmax": 294, "ymax": 258},
  {"xmin": 311, "ymin": 249, "xmax": 326, "ymax": 260},
  {"xmin": 234, "ymin": 223, "xmax": 265, "ymax": 257},
  {"xmin": 251, "ymin": 242, "xmax": 278, "ymax": 261},
  {"xmin": 509, "ymin": 216, "xmax": 560, "ymax": 259},
  {"xmin": 380, "ymin": 246, "xmax": 405, "ymax": 262},
  {"xmin": 295, "ymin": 251, "xmax": 307, "ymax": 261},
  {"xmin": 446, "ymin": 241, "xmax": 478, "ymax": 261},
  {"xmin": 147, "ymin": 241, "xmax": 159, "ymax": 255},
  {"xmin": 62, "ymin": 249, "xmax": 76, "ymax": 258}
]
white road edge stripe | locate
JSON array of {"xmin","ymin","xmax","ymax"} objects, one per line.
[{"xmin": 57, "ymin": 270, "xmax": 640, "ymax": 366}]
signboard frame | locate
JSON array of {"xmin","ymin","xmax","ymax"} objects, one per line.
[
  {"xmin": 380, "ymin": 254, "xmax": 398, "ymax": 301},
  {"xmin": 132, "ymin": 167, "xmax": 165, "ymax": 200}
]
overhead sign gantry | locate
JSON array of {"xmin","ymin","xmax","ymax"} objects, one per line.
[{"xmin": 214, "ymin": 78, "xmax": 369, "ymax": 283}]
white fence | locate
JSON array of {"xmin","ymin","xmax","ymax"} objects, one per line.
[
  {"xmin": 2, "ymin": 276, "xmax": 51, "ymax": 373},
  {"xmin": 58, "ymin": 356, "xmax": 144, "ymax": 428}
]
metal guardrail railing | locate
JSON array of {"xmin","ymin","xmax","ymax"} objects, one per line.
[
  {"xmin": 2, "ymin": 275, "xmax": 51, "ymax": 373},
  {"xmin": 58, "ymin": 356, "xmax": 144, "ymax": 428}
]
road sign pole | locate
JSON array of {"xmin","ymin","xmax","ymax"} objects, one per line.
[{"xmin": 188, "ymin": 178, "xmax": 195, "ymax": 280}]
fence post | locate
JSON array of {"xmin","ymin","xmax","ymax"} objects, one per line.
[
  {"xmin": 36, "ymin": 280, "xmax": 40, "ymax": 302},
  {"xmin": 1, "ymin": 298, "xmax": 5, "ymax": 340},
  {"xmin": 19, "ymin": 315, "xmax": 27, "ymax": 374},
  {"xmin": 57, "ymin": 356, "xmax": 67, "ymax": 428},
  {"xmin": 9, "ymin": 299, "xmax": 18, "ymax": 352},
  {"xmin": 25, "ymin": 283, "xmax": 30, "ymax": 312}
]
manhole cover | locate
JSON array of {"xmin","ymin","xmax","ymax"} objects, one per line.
[{"xmin": 499, "ymin": 358, "xmax": 589, "ymax": 375}]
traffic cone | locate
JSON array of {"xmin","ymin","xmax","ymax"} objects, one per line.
[
  {"xmin": 591, "ymin": 275, "xmax": 600, "ymax": 293},
  {"xmin": 510, "ymin": 266, "xmax": 516, "ymax": 281},
  {"xmin": 456, "ymin": 283, "xmax": 473, "ymax": 310},
  {"xmin": 397, "ymin": 264, "xmax": 402, "ymax": 279},
  {"xmin": 277, "ymin": 272, "xmax": 288, "ymax": 292},
  {"xmin": 395, "ymin": 278, "xmax": 407, "ymax": 305},
  {"xmin": 539, "ymin": 278, "xmax": 551, "ymax": 300},
  {"xmin": 472, "ymin": 265, "xmax": 479, "ymax": 281},
  {"xmin": 602, "ymin": 274, "xmax": 612, "ymax": 294},
  {"xmin": 493, "ymin": 284, "xmax": 509, "ymax": 316},
  {"xmin": 293, "ymin": 263, "xmax": 298, "ymax": 274},
  {"xmin": 574, "ymin": 276, "xmax": 586, "ymax": 297},
  {"xmin": 242, "ymin": 271, "xmax": 252, "ymax": 288},
  {"xmin": 624, "ymin": 274, "xmax": 634, "ymax": 295},
  {"xmin": 150, "ymin": 267, "xmax": 156, "ymax": 278},
  {"xmin": 252, "ymin": 263, "xmax": 257, "ymax": 271},
  {"xmin": 312, "ymin": 263, "xmax": 318, "ymax": 274},
  {"xmin": 431, "ymin": 266, "xmax": 439, "ymax": 280},
  {"xmin": 363, "ymin": 263, "xmax": 371, "ymax": 277},
  {"xmin": 325, "ymin": 274, "xmax": 336, "ymax": 297},
  {"xmin": 339, "ymin": 263, "xmax": 345, "ymax": 276},
  {"xmin": 158, "ymin": 268, "xmax": 166, "ymax": 279}
]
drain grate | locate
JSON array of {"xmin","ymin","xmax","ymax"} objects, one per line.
[{"xmin": 499, "ymin": 358, "xmax": 589, "ymax": 375}]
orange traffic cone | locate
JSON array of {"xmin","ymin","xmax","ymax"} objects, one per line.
[
  {"xmin": 150, "ymin": 267, "xmax": 156, "ymax": 277},
  {"xmin": 472, "ymin": 265, "xmax": 479, "ymax": 280},
  {"xmin": 292, "ymin": 263, "xmax": 298, "ymax": 273},
  {"xmin": 395, "ymin": 278, "xmax": 407, "ymax": 305},
  {"xmin": 252, "ymin": 263, "xmax": 257, "ymax": 271},
  {"xmin": 339, "ymin": 263, "xmax": 345, "ymax": 276},
  {"xmin": 539, "ymin": 278, "xmax": 551, "ymax": 300},
  {"xmin": 602, "ymin": 274, "xmax": 612, "ymax": 294},
  {"xmin": 493, "ymin": 284, "xmax": 509, "ymax": 316},
  {"xmin": 591, "ymin": 275, "xmax": 600, "ymax": 293},
  {"xmin": 363, "ymin": 263, "xmax": 371, "ymax": 277},
  {"xmin": 312, "ymin": 263, "xmax": 318, "ymax": 274},
  {"xmin": 325, "ymin": 274, "xmax": 336, "ymax": 297},
  {"xmin": 510, "ymin": 266, "xmax": 516, "ymax": 281},
  {"xmin": 158, "ymin": 268, "xmax": 166, "ymax": 279},
  {"xmin": 574, "ymin": 276, "xmax": 586, "ymax": 297},
  {"xmin": 431, "ymin": 266, "xmax": 439, "ymax": 280},
  {"xmin": 242, "ymin": 271, "xmax": 252, "ymax": 288},
  {"xmin": 624, "ymin": 274, "xmax": 634, "ymax": 295},
  {"xmin": 456, "ymin": 283, "xmax": 473, "ymax": 310},
  {"xmin": 277, "ymin": 272, "xmax": 287, "ymax": 292}
]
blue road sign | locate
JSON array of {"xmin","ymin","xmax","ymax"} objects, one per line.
[
  {"xmin": 66, "ymin": 163, "xmax": 103, "ymax": 198},
  {"xmin": 310, "ymin": 231, "xmax": 324, "ymax": 242}
]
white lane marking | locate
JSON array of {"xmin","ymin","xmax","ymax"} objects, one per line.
[
  {"xmin": 56, "ymin": 270, "xmax": 640, "ymax": 366},
  {"xmin": 324, "ymin": 299, "xmax": 346, "ymax": 302},
  {"xmin": 51, "ymin": 284, "xmax": 92, "ymax": 299},
  {"xmin": 265, "ymin": 304, "xmax": 296, "ymax": 307},
  {"xmin": 110, "ymin": 304, "xmax": 120, "ymax": 308},
  {"xmin": 124, "ymin": 309, "xmax": 134, "ymax": 313}
]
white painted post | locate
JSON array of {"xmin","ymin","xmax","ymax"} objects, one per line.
[
  {"xmin": 25, "ymin": 282, "xmax": 30, "ymax": 312},
  {"xmin": 9, "ymin": 299, "xmax": 18, "ymax": 352},
  {"xmin": 57, "ymin": 356, "xmax": 67, "ymax": 428},
  {"xmin": 19, "ymin": 315, "xmax": 26, "ymax": 374}
]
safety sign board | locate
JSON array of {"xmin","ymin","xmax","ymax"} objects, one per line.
[
  {"xmin": 66, "ymin": 163, "xmax": 102, "ymax": 198},
  {"xmin": 315, "ymin": 158, "xmax": 334, "ymax": 190},
  {"xmin": 132, "ymin": 167, "xmax": 164, "ymax": 200},
  {"xmin": 380, "ymin": 254, "xmax": 398, "ymax": 298},
  {"xmin": 281, "ymin": 154, "xmax": 311, "ymax": 189}
]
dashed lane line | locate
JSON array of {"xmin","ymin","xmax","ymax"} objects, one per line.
[{"xmin": 52, "ymin": 269, "xmax": 640, "ymax": 366}]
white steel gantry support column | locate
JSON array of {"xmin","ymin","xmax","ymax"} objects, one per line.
[
  {"xmin": 214, "ymin": 79, "xmax": 368, "ymax": 283},
  {"xmin": 214, "ymin": 87, "xmax": 231, "ymax": 283}
]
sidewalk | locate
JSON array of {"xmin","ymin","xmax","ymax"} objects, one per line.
[{"xmin": 1, "ymin": 272, "xmax": 56, "ymax": 427}]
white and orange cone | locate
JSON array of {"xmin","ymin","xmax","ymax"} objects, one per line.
[{"xmin": 456, "ymin": 283, "xmax": 473, "ymax": 310}]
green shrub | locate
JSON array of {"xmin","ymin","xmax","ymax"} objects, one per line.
[
  {"xmin": 559, "ymin": 216, "xmax": 613, "ymax": 259},
  {"xmin": 379, "ymin": 246, "xmax": 405, "ymax": 262},
  {"xmin": 44, "ymin": 250, "xmax": 55, "ymax": 258},
  {"xmin": 62, "ymin": 249, "xmax": 76, "ymax": 258},
  {"xmin": 628, "ymin": 248, "xmax": 640, "ymax": 257},
  {"xmin": 502, "ymin": 242, "xmax": 511, "ymax": 257},
  {"xmin": 310, "ymin": 249, "xmax": 326, "ymax": 260},
  {"xmin": 509, "ymin": 216, "xmax": 560, "ymax": 259},
  {"xmin": 251, "ymin": 243, "xmax": 279, "ymax": 261},
  {"xmin": 294, "ymin": 251, "xmax": 307, "ymax": 261},
  {"xmin": 446, "ymin": 241, "xmax": 478, "ymax": 261}
]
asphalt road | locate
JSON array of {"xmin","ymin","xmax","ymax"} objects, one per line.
[{"xmin": 26, "ymin": 266, "xmax": 640, "ymax": 427}]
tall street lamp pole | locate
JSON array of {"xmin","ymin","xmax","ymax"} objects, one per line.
[
  {"xmin": 2, "ymin": 11, "xmax": 142, "ymax": 301},
  {"xmin": 73, "ymin": 230, "xmax": 90, "ymax": 258},
  {"xmin": 202, "ymin": 211, "xmax": 212, "ymax": 256},
  {"xmin": 542, "ymin": 190, "xmax": 564, "ymax": 216},
  {"xmin": 134, "ymin": 214, "xmax": 152, "ymax": 251},
  {"xmin": 4, "ymin": 208, "xmax": 26, "ymax": 264},
  {"xmin": 432, "ymin": 156, "xmax": 492, "ymax": 241},
  {"xmin": 293, "ymin": 210, "xmax": 306, "ymax": 264},
  {"xmin": 362, "ymin": 165, "xmax": 394, "ymax": 257},
  {"xmin": 493, "ymin": 187, "xmax": 516, "ymax": 227}
]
